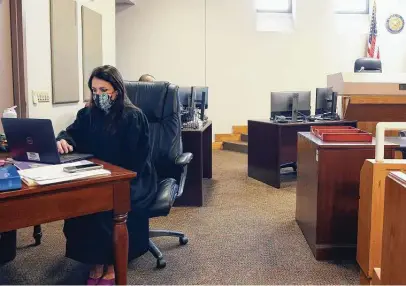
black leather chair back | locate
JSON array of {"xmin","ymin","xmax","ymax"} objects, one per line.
[
  {"xmin": 124, "ymin": 81, "xmax": 182, "ymax": 180},
  {"xmin": 354, "ymin": 57, "xmax": 382, "ymax": 73}
]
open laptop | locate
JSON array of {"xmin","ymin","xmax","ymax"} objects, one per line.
[{"xmin": 1, "ymin": 118, "xmax": 93, "ymax": 164}]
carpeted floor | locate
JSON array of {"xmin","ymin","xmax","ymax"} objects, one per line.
[{"xmin": 0, "ymin": 150, "xmax": 359, "ymax": 285}]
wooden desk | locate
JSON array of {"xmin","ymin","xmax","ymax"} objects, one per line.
[
  {"xmin": 176, "ymin": 121, "xmax": 212, "ymax": 207},
  {"xmin": 296, "ymin": 132, "xmax": 398, "ymax": 260},
  {"xmin": 247, "ymin": 120, "xmax": 357, "ymax": 188},
  {"xmin": 0, "ymin": 160, "xmax": 135, "ymax": 285},
  {"xmin": 380, "ymin": 171, "xmax": 406, "ymax": 285}
]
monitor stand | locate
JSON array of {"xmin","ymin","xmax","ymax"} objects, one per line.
[{"xmin": 291, "ymin": 93, "xmax": 299, "ymax": 122}]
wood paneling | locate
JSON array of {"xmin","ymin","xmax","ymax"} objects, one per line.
[
  {"xmin": 232, "ymin": 125, "xmax": 248, "ymax": 134},
  {"xmin": 357, "ymin": 160, "xmax": 406, "ymax": 278},
  {"xmin": 380, "ymin": 173, "xmax": 406, "ymax": 285},
  {"xmin": 212, "ymin": 141, "xmax": 223, "ymax": 150},
  {"xmin": 214, "ymin": 133, "xmax": 240, "ymax": 142},
  {"xmin": 372, "ymin": 268, "xmax": 381, "ymax": 285}
]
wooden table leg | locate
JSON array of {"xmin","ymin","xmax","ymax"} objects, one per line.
[{"xmin": 114, "ymin": 213, "xmax": 128, "ymax": 285}]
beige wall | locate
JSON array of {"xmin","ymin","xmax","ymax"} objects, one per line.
[
  {"xmin": 23, "ymin": 0, "xmax": 116, "ymax": 134},
  {"xmin": 116, "ymin": 0, "xmax": 406, "ymax": 135},
  {"xmin": 0, "ymin": 0, "xmax": 14, "ymax": 132}
]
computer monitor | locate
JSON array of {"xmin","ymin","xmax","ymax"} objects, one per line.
[
  {"xmin": 193, "ymin": 86, "xmax": 208, "ymax": 109},
  {"xmin": 178, "ymin": 87, "xmax": 195, "ymax": 123},
  {"xmin": 192, "ymin": 86, "xmax": 208, "ymax": 121},
  {"xmin": 270, "ymin": 91, "xmax": 311, "ymax": 120},
  {"xmin": 315, "ymin": 87, "xmax": 332, "ymax": 114},
  {"xmin": 178, "ymin": 87, "xmax": 193, "ymax": 107},
  {"xmin": 315, "ymin": 87, "xmax": 338, "ymax": 116}
]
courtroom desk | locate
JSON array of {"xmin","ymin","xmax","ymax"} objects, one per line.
[
  {"xmin": 0, "ymin": 159, "xmax": 135, "ymax": 285},
  {"xmin": 380, "ymin": 172, "xmax": 406, "ymax": 285},
  {"xmin": 248, "ymin": 119, "xmax": 357, "ymax": 189},
  {"xmin": 175, "ymin": 121, "xmax": 212, "ymax": 207},
  {"xmin": 296, "ymin": 132, "xmax": 398, "ymax": 261}
]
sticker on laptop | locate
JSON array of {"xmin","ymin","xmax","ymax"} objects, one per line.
[{"xmin": 27, "ymin": 152, "xmax": 40, "ymax": 161}]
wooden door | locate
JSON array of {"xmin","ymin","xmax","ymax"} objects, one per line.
[{"xmin": 0, "ymin": 0, "xmax": 14, "ymax": 132}]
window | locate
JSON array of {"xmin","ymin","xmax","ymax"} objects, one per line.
[
  {"xmin": 256, "ymin": 0, "xmax": 292, "ymax": 13},
  {"xmin": 334, "ymin": 0, "xmax": 369, "ymax": 14}
]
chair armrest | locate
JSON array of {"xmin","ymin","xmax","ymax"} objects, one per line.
[
  {"xmin": 400, "ymin": 131, "xmax": 406, "ymax": 137},
  {"xmin": 175, "ymin": 152, "xmax": 193, "ymax": 166},
  {"xmin": 175, "ymin": 152, "xmax": 193, "ymax": 198}
]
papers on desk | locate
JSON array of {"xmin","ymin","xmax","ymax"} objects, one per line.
[
  {"xmin": 12, "ymin": 160, "xmax": 50, "ymax": 170},
  {"xmin": 18, "ymin": 160, "xmax": 111, "ymax": 186}
]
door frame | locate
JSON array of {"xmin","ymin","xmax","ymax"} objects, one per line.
[{"xmin": 9, "ymin": 0, "xmax": 26, "ymax": 118}]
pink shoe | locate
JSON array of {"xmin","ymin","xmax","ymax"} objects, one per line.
[
  {"xmin": 86, "ymin": 277, "xmax": 100, "ymax": 285},
  {"xmin": 97, "ymin": 277, "xmax": 115, "ymax": 285}
]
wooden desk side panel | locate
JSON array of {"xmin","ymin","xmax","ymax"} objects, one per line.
[
  {"xmin": 358, "ymin": 162, "xmax": 406, "ymax": 278},
  {"xmin": 296, "ymin": 135, "xmax": 318, "ymax": 256},
  {"xmin": 0, "ymin": 184, "xmax": 113, "ymax": 232},
  {"xmin": 315, "ymin": 148, "xmax": 394, "ymax": 260},
  {"xmin": 248, "ymin": 121, "xmax": 280, "ymax": 186},
  {"xmin": 357, "ymin": 161, "xmax": 375, "ymax": 276},
  {"xmin": 381, "ymin": 176, "xmax": 406, "ymax": 285},
  {"xmin": 176, "ymin": 130, "xmax": 203, "ymax": 206}
]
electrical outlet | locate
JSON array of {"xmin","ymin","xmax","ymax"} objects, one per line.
[{"xmin": 32, "ymin": 90, "xmax": 50, "ymax": 103}]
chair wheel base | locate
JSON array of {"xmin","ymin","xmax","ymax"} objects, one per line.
[
  {"xmin": 179, "ymin": 236, "xmax": 188, "ymax": 245},
  {"xmin": 156, "ymin": 258, "xmax": 166, "ymax": 269}
]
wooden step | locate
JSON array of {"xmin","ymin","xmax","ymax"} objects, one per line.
[
  {"xmin": 232, "ymin": 125, "xmax": 248, "ymax": 134},
  {"xmin": 212, "ymin": 142, "xmax": 223, "ymax": 150},
  {"xmin": 241, "ymin": 133, "xmax": 248, "ymax": 143},
  {"xmin": 215, "ymin": 133, "xmax": 241, "ymax": 142},
  {"xmin": 223, "ymin": 141, "xmax": 248, "ymax": 154}
]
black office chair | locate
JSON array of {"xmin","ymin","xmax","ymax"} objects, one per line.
[
  {"xmin": 124, "ymin": 80, "xmax": 193, "ymax": 269},
  {"xmin": 398, "ymin": 131, "xmax": 406, "ymax": 159},
  {"xmin": 354, "ymin": 57, "xmax": 382, "ymax": 73}
]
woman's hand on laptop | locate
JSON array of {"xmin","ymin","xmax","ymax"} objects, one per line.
[{"xmin": 57, "ymin": 139, "xmax": 73, "ymax": 154}]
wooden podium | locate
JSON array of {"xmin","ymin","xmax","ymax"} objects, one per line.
[{"xmin": 327, "ymin": 73, "xmax": 406, "ymax": 135}]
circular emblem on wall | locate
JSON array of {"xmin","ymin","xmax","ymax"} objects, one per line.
[{"xmin": 386, "ymin": 14, "xmax": 404, "ymax": 34}]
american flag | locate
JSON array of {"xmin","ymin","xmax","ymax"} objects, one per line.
[{"xmin": 367, "ymin": 0, "xmax": 380, "ymax": 59}]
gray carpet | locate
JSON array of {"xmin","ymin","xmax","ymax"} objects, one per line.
[{"xmin": 0, "ymin": 150, "xmax": 359, "ymax": 285}]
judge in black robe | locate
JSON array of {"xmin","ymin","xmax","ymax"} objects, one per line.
[{"xmin": 56, "ymin": 65, "xmax": 157, "ymax": 285}]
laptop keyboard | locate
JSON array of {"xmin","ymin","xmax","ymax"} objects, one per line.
[{"xmin": 59, "ymin": 153, "xmax": 92, "ymax": 163}]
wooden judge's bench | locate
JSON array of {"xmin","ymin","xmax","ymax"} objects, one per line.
[{"xmin": 327, "ymin": 73, "xmax": 406, "ymax": 135}]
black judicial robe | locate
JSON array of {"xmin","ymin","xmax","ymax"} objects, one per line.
[{"xmin": 57, "ymin": 104, "xmax": 157, "ymax": 265}]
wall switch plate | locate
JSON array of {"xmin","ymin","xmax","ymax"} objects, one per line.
[{"xmin": 32, "ymin": 90, "xmax": 50, "ymax": 103}]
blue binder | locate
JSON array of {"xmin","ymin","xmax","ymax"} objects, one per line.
[{"xmin": 0, "ymin": 165, "xmax": 22, "ymax": 192}]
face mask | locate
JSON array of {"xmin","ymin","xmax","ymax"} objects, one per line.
[{"xmin": 93, "ymin": 92, "xmax": 114, "ymax": 113}]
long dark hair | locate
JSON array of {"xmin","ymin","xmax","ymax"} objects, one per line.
[{"xmin": 88, "ymin": 65, "xmax": 132, "ymax": 132}]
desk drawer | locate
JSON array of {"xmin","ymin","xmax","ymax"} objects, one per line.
[{"xmin": 0, "ymin": 184, "xmax": 114, "ymax": 232}]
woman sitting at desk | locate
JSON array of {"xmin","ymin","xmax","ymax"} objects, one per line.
[{"xmin": 56, "ymin": 65, "xmax": 157, "ymax": 285}]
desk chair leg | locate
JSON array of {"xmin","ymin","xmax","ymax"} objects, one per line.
[
  {"xmin": 149, "ymin": 239, "xmax": 166, "ymax": 269},
  {"xmin": 33, "ymin": 225, "xmax": 42, "ymax": 246},
  {"xmin": 149, "ymin": 230, "xmax": 189, "ymax": 269},
  {"xmin": 149, "ymin": 229, "xmax": 189, "ymax": 245}
]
